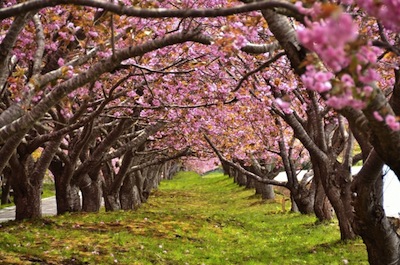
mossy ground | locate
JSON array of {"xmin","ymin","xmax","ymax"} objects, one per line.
[{"xmin": 0, "ymin": 171, "xmax": 368, "ymax": 264}]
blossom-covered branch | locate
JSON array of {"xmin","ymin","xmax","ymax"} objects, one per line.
[{"xmin": 0, "ymin": 0, "xmax": 301, "ymax": 20}]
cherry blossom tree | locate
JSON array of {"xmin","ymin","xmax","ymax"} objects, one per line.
[{"xmin": 1, "ymin": 0, "xmax": 400, "ymax": 263}]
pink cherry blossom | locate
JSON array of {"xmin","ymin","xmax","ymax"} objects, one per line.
[
  {"xmin": 301, "ymin": 65, "xmax": 333, "ymax": 93},
  {"xmin": 385, "ymin": 115, "xmax": 400, "ymax": 131},
  {"xmin": 297, "ymin": 11, "xmax": 358, "ymax": 72},
  {"xmin": 373, "ymin": 111, "xmax": 384, "ymax": 122},
  {"xmin": 58, "ymin": 58, "xmax": 65, "ymax": 66}
]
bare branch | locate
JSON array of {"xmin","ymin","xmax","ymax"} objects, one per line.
[
  {"xmin": 105, "ymin": 121, "xmax": 165, "ymax": 161},
  {"xmin": 0, "ymin": 0, "xmax": 301, "ymax": 20},
  {"xmin": 204, "ymin": 134, "xmax": 288, "ymax": 187},
  {"xmin": 128, "ymin": 63, "xmax": 195, "ymax": 75},
  {"xmin": 241, "ymin": 41, "xmax": 280, "ymax": 54},
  {"xmin": 31, "ymin": 14, "xmax": 45, "ymax": 76},
  {"xmin": 232, "ymin": 52, "xmax": 285, "ymax": 92},
  {"xmin": 127, "ymin": 147, "xmax": 191, "ymax": 175},
  {"xmin": 0, "ymin": 12, "xmax": 35, "ymax": 89}
]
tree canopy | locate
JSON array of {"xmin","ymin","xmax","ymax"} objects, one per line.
[{"xmin": 1, "ymin": 0, "xmax": 399, "ymax": 264}]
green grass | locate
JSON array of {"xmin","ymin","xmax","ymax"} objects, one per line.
[
  {"xmin": 0, "ymin": 171, "xmax": 368, "ymax": 264},
  {"xmin": 41, "ymin": 183, "xmax": 56, "ymax": 198}
]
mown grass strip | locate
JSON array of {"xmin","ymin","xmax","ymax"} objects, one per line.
[{"xmin": 0, "ymin": 171, "xmax": 367, "ymax": 264}]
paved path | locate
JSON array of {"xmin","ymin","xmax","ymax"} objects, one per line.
[{"xmin": 0, "ymin": 196, "xmax": 57, "ymax": 222}]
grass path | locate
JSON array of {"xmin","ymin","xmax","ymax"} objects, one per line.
[{"xmin": 0, "ymin": 171, "xmax": 367, "ymax": 264}]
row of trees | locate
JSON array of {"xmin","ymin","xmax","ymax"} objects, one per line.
[
  {"xmin": 0, "ymin": 0, "xmax": 205, "ymax": 219},
  {"xmin": 198, "ymin": 2, "xmax": 400, "ymax": 263},
  {"xmin": 0, "ymin": 1, "xmax": 399, "ymax": 264}
]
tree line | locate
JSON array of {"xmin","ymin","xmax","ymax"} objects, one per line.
[{"xmin": 0, "ymin": 1, "xmax": 399, "ymax": 264}]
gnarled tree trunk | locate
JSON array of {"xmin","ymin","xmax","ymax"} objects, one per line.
[
  {"xmin": 51, "ymin": 159, "xmax": 81, "ymax": 214},
  {"xmin": 352, "ymin": 151, "xmax": 400, "ymax": 264},
  {"xmin": 80, "ymin": 173, "xmax": 102, "ymax": 213},
  {"xmin": 255, "ymin": 181, "xmax": 275, "ymax": 200},
  {"xmin": 11, "ymin": 156, "xmax": 42, "ymax": 220},
  {"xmin": 1, "ymin": 167, "xmax": 12, "ymax": 205},
  {"xmin": 313, "ymin": 174, "xmax": 333, "ymax": 222},
  {"xmin": 312, "ymin": 158, "xmax": 355, "ymax": 239},
  {"xmin": 120, "ymin": 171, "xmax": 142, "ymax": 210}
]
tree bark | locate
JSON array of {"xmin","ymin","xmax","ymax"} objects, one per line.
[
  {"xmin": 277, "ymin": 126, "xmax": 314, "ymax": 214},
  {"xmin": 120, "ymin": 172, "xmax": 141, "ymax": 210},
  {"xmin": 9, "ymin": 155, "xmax": 42, "ymax": 220},
  {"xmin": 6, "ymin": 132, "xmax": 61, "ymax": 220},
  {"xmin": 52, "ymin": 160, "xmax": 81, "ymax": 214},
  {"xmin": 255, "ymin": 181, "xmax": 275, "ymax": 200},
  {"xmin": 1, "ymin": 168, "xmax": 12, "ymax": 205},
  {"xmin": 55, "ymin": 180, "xmax": 81, "ymax": 214},
  {"xmin": 14, "ymin": 184, "xmax": 42, "ymax": 221},
  {"xmin": 80, "ymin": 173, "xmax": 102, "ymax": 212},
  {"xmin": 352, "ymin": 151, "xmax": 400, "ymax": 264},
  {"xmin": 290, "ymin": 183, "xmax": 315, "ymax": 215},
  {"xmin": 236, "ymin": 170, "xmax": 248, "ymax": 187},
  {"xmin": 245, "ymin": 177, "xmax": 256, "ymax": 189},
  {"xmin": 313, "ymin": 157, "xmax": 356, "ymax": 239},
  {"xmin": 313, "ymin": 174, "xmax": 333, "ymax": 222}
]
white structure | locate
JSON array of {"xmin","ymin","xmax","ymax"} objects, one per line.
[
  {"xmin": 275, "ymin": 166, "xmax": 400, "ymax": 217},
  {"xmin": 382, "ymin": 166, "xmax": 400, "ymax": 217}
]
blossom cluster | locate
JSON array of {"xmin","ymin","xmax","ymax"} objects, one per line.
[
  {"xmin": 373, "ymin": 112, "xmax": 400, "ymax": 131},
  {"xmin": 296, "ymin": 2, "xmax": 400, "ymax": 133},
  {"xmin": 355, "ymin": 0, "xmax": 400, "ymax": 32},
  {"xmin": 301, "ymin": 65, "xmax": 333, "ymax": 93},
  {"xmin": 297, "ymin": 12, "xmax": 358, "ymax": 72}
]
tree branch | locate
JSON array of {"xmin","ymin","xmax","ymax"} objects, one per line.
[
  {"xmin": 31, "ymin": 14, "xmax": 45, "ymax": 76},
  {"xmin": 127, "ymin": 148, "xmax": 191, "ymax": 175},
  {"xmin": 241, "ymin": 41, "xmax": 280, "ymax": 54},
  {"xmin": 0, "ymin": 30, "xmax": 209, "ymax": 144},
  {"xmin": 204, "ymin": 134, "xmax": 288, "ymax": 187},
  {"xmin": 232, "ymin": 52, "xmax": 285, "ymax": 92},
  {"xmin": 0, "ymin": 0, "xmax": 301, "ymax": 20}
]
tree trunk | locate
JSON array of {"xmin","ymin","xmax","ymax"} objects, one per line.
[
  {"xmin": 55, "ymin": 180, "xmax": 81, "ymax": 214},
  {"xmin": 244, "ymin": 177, "xmax": 255, "ymax": 189},
  {"xmin": 290, "ymin": 194, "xmax": 299, "ymax": 213},
  {"xmin": 8, "ymin": 153, "xmax": 42, "ymax": 220},
  {"xmin": 314, "ymin": 160, "xmax": 355, "ymax": 240},
  {"xmin": 232, "ymin": 168, "xmax": 239, "ymax": 184},
  {"xmin": 290, "ymin": 184, "xmax": 315, "ymax": 214},
  {"xmin": 152, "ymin": 165, "xmax": 163, "ymax": 189},
  {"xmin": 102, "ymin": 161, "xmax": 120, "ymax": 211},
  {"xmin": 120, "ymin": 172, "xmax": 141, "ymax": 210},
  {"xmin": 14, "ymin": 184, "xmax": 42, "ymax": 220},
  {"xmin": 146, "ymin": 165, "xmax": 162, "ymax": 191},
  {"xmin": 103, "ymin": 150, "xmax": 133, "ymax": 211},
  {"xmin": 136, "ymin": 169, "xmax": 150, "ymax": 203},
  {"xmin": 262, "ymin": 184, "xmax": 275, "ymax": 200},
  {"xmin": 221, "ymin": 161, "xmax": 231, "ymax": 176},
  {"xmin": 105, "ymin": 193, "xmax": 120, "ymax": 211},
  {"xmin": 1, "ymin": 180, "xmax": 11, "ymax": 204},
  {"xmin": 1, "ymin": 168, "xmax": 12, "ymax": 204},
  {"xmin": 167, "ymin": 162, "xmax": 181, "ymax": 179},
  {"xmin": 80, "ymin": 174, "xmax": 102, "ymax": 212},
  {"xmin": 162, "ymin": 162, "xmax": 173, "ymax": 180},
  {"xmin": 255, "ymin": 181, "xmax": 275, "ymax": 200},
  {"xmin": 81, "ymin": 182, "xmax": 102, "ymax": 212},
  {"xmin": 52, "ymin": 161, "xmax": 81, "ymax": 214},
  {"xmin": 236, "ymin": 171, "xmax": 248, "ymax": 186},
  {"xmin": 352, "ymin": 151, "xmax": 400, "ymax": 264},
  {"xmin": 313, "ymin": 176, "xmax": 333, "ymax": 221},
  {"xmin": 326, "ymin": 179, "xmax": 354, "ymax": 240}
]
